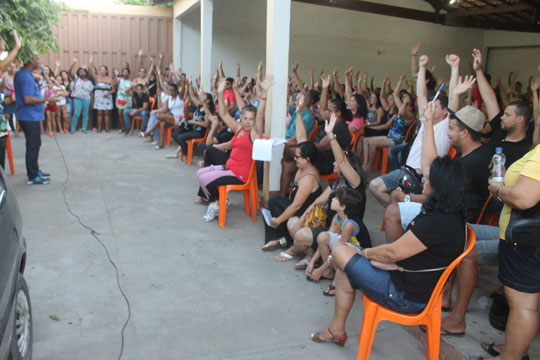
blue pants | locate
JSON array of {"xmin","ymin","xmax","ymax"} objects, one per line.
[
  {"xmin": 123, "ymin": 109, "xmax": 149, "ymax": 132},
  {"xmin": 71, "ymin": 97, "xmax": 91, "ymax": 131},
  {"xmin": 388, "ymin": 143, "xmax": 407, "ymax": 171},
  {"xmin": 18, "ymin": 120, "xmax": 42, "ymax": 179},
  {"xmin": 147, "ymin": 113, "xmax": 160, "ymax": 143},
  {"xmin": 344, "ymin": 254, "xmax": 426, "ymax": 314}
]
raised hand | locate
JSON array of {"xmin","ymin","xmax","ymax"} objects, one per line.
[
  {"xmin": 292, "ymin": 61, "xmax": 299, "ymax": 73},
  {"xmin": 399, "ymin": 72, "xmax": 406, "ymax": 82},
  {"xmin": 472, "ymin": 48, "xmax": 482, "ymax": 71},
  {"xmin": 89, "ymin": 56, "xmax": 93, "ymax": 64},
  {"xmin": 138, "ymin": 48, "xmax": 143, "ymax": 57},
  {"xmin": 345, "ymin": 66, "xmax": 354, "ymax": 77},
  {"xmin": 260, "ymin": 74, "xmax": 274, "ymax": 93},
  {"xmin": 321, "ymin": 74, "xmax": 330, "ymax": 88},
  {"xmin": 445, "ymin": 54, "xmax": 460, "ymax": 67},
  {"xmin": 531, "ymin": 77, "xmax": 540, "ymax": 92},
  {"xmin": 423, "ymin": 101, "xmax": 435, "ymax": 124},
  {"xmin": 159, "ymin": 52, "xmax": 163, "ymax": 59},
  {"xmin": 217, "ymin": 78, "xmax": 226, "ymax": 93},
  {"xmin": 296, "ymin": 93, "xmax": 305, "ymax": 111},
  {"xmin": 325, "ymin": 112, "xmax": 337, "ymax": 135},
  {"xmin": 13, "ymin": 29, "xmax": 22, "ymax": 49},
  {"xmin": 73, "ymin": 56, "xmax": 79, "ymax": 63},
  {"xmin": 411, "ymin": 41, "xmax": 421, "ymax": 56},
  {"xmin": 309, "ymin": 68, "xmax": 315, "ymax": 75},
  {"xmin": 419, "ymin": 55, "xmax": 429, "ymax": 67},
  {"xmin": 258, "ymin": 60, "xmax": 263, "ymax": 73},
  {"xmin": 55, "ymin": 59, "xmax": 61, "ymax": 68}
]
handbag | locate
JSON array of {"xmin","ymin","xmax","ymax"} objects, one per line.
[
  {"xmin": 505, "ymin": 201, "xmax": 540, "ymax": 246},
  {"xmin": 303, "ymin": 204, "xmax": 327, "ymax": 228},
  {"xmin": 398, "ymin": 165, "xmax": 423, "ymax": 194},
  {"xmin": 489, "ymin": 289, "xmax": 508, "ymax": 331}
]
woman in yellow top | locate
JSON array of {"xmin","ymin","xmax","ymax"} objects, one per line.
[{"xmin": 485, "ymin": 143, "xmax": 540, "ymax": 360}]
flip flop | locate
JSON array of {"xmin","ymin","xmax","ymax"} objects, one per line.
[
  {"xmin": 294, "ymin": 259, "xmax": 310, "ymax": 270},
  {"xmin": 306, "ymin": 274, "xmax": 332, "ymax": 283},
  {"xmin": 323, "ymin": 283, "xmax": 336, "ymax": 297},
  {"xmin": 165, "ymin": 153, "xmax": 178, "ymax": 159},
  {"xmin": 480, "ymin": 343, "xmax": 529, "ymax": 360},
  {"xmin": 275, "ymin": 252, "xmax": 295, "ymax": 262},
  {"xmin": 440, "ymin": 327, "xmax": 465, "ymax": 337},
  {"xmin": 261, "ymin": 240, "xmax": 281, "ymax": 252}
]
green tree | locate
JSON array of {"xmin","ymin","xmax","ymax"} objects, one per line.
[{"xmin": 0, "ymin": 0, "xmax": 66, "ymax": 63}]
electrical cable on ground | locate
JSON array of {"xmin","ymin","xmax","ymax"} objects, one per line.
[{"xmin": 53, "ymin": 135, "xmax": 131, "ymax": 360}]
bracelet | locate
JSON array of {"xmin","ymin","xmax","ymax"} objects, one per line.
[
  {"xmin": 495, "ymin": 185, "xmax": 504, "ymax": 202},
  {"xmin": 364, "ymin": 248, "xmax": 369, "ymax": 260},
  {"xmin": 328, "ymin": 136, "xmax": 336, "ymax": 141}
]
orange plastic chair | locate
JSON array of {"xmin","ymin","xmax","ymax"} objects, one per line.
[
  {"xmin": 357, "ymin": 225, "xmax": 476, "ymax": 360},
  {"xmin": 475, "ymin": 194, "xmax": 498, "ymax": 225},
  {"xmin": 448, "ymin": 146, "xmax": 457, "ymax": 159},
  {"xmin": 218, "ymin": 160, "xmax": 258, "ymax": 228},
  {"xmin": 6, "ymin": 131, "xmax": 14, "ymax": 175},
  {"xmin": 180, "ymin": 128, "xmax": 209, "ymax": 165},
  {"xmin": 131, "ymin": 97, "xmax": 155, "ymax": 135},
  {"xmin": 372, "ymin": 120, "xmax": 417, "ymax": 175},
  {"xmin": 321, "ymin": 172, "xmax": 339, "ymax": 186},
  {"xmin": 350, "ymin": 129, "xmax": 362, "ymax": 152},
  {"xmin": 307, "ymin": 125, "xmax": 318, "ymax": 141},
  {"xmin": 164, "ymin": 125, "xmax": 177, "ymax": 147}
]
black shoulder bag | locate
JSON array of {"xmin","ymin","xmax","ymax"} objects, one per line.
[{"xmin": 504, "ymin": 201, "xmax": 540, "ymax": 247}]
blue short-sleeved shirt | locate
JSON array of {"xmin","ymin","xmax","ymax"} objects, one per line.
[
  {"xmin": 14, "ymin": 67, "xmax": 44, "ymax": 121},
  {"xmin": 286, "ymin": 107, "xmax": 315, "ymax": 139}
]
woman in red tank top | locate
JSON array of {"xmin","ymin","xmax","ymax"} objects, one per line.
[{"xmin": 196, "ymin": 75, "xmax": 273, "ymax": 222}]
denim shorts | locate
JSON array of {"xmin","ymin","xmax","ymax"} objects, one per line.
[
  {"xmin": 498, "ymin": 240, "xmax": 540, "ymax": 293},
  {"xmin": 469, "ymin": 224, "xmax": 499, "ymax": 267},
  {"xmin": 379, "ymin": 169, "xmax": 401, "ymax": 192},
  {"xmin": 344, "ymin": 254, "xmax": 426, "ymax": 314}
]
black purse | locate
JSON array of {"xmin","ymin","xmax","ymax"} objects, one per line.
[
  {"xmin": 505, "ymin": 202, "xmax": 540, "ymax": 246},
  {"xmin": 398, "ymin": 165, "xmax": 423, "ymax": 194}
]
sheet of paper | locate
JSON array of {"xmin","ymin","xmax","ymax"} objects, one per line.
[
  {"xmin": 261, "ymin": 208, "xmax": 275, "ymax": 228},
  {"xmin": 252, "ymin": 138, "xmax": 287, "ymax": 161}
]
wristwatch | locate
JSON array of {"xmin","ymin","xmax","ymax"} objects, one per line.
[{"xmin": 404, "ymin": 194, "xmax": 411, "ymax": 202}]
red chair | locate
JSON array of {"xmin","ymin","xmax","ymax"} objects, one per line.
[
  {"xmin": 357, "ymin": 225, "xmax": 476, "ymax": 360},
  {"xmin": 180, "ymin": 129, "xmax": 209, "ymax": 165},
  {"xmin": 131, "ymin": 98, "xmax": 155, "ymax": 135},
  {"xmin": 218, "ymin": 161, "xmax": 258, "ymax": 228},
  {"xmin": 6, "ymin": 131, "xmax": 14, "ymax": 175}
]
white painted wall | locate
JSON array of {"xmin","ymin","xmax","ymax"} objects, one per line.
[
  {"xmin": 175, "ymin": 0, "xmax": 538, "ymax": 91},
  {"xmin": 483, "ymin": 30, "xmax": 540, "ymax": 88}
]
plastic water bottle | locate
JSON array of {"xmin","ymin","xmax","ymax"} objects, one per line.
[
  {"xmin": 492, "ymin": 147, "xmax": 506, "ymax": 182},
  {"xmin": 478, "ymin": 296, "xmax": 489, "ymax": 310}
]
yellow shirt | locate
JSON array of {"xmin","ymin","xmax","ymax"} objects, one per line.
[{"xmin": 499, "ymin": 144, "xmax": 540, "ymax": 240}]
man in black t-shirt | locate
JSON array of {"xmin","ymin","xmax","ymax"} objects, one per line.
[{"xmin": 123, "ymin": 84, "xmax": 150, "ymax": 135}]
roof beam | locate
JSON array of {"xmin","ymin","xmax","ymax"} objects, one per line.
[
  {"xmin": 293, "ymin": 0, "xmax": 540, "ymax": 32},
  {"xmin": 455, "ymin": 3, "xmax": 532, "ymax": 15}
]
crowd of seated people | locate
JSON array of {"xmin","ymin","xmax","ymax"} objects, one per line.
[{"xmin": 2, "ymin": 38, "xmax": 540, "ymax": 359}]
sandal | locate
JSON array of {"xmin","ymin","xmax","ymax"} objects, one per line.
[
  {"xmin": 323, "ymin": 283, "xmax": 336, "ymax": 297},
  {"xmin": 480, "ymin": 342, "xmax": 529, "ymax": 360},
  {"xmin": 154, "ymin": 145, "xmax": 163, "ymax": 150},
  {"xmin": 261, "ymin": 239, "xmax": 286, "ymax": 252},
  {"xmin": 275, "ymin": 251, "xmax": 295, "ymax": 262},
  {"xmin": 194, "ymin": 198, "xmax": 209, "ymax": 205},
  {"xmin": 294, "ymin": 258, "xmax": 310, "ymax": 270},
  {"xmin": 311, "ymin": 328, "xmax": 347, "ymax": 347}
]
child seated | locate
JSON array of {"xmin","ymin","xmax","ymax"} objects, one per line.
[{"xmin": 306, "ymin": 186, "xmax": 367, "ymax": 282}]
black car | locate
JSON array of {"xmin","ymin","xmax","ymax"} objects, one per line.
[{"xmin": 0, "ymin": 166, "xmax": 32, "ymax": 360}]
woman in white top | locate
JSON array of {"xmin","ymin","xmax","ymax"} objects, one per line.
[
  {"xmin": 68, "ymin": 58, "xmax": 94, "ymax": 133},
  {"xmin": 142, "ymin": 83, "xmax": 184, "ymax": 149}
]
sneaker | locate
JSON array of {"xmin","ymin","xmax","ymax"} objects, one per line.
[
  {"xmin": 203, "ymin": 203, "xmax": 219, "ymax": 222},
  {"xmin": 37, "ymin": 170, "xmax": 50, "ymax": 179},
  {"xmin": 27, "ymin": 175, "xmax": 50, "ymax": 185}
]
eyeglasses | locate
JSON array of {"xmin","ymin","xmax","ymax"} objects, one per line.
[{"xmin": 294, "ymin": 155, "xmax": 303, "ymax": 160}]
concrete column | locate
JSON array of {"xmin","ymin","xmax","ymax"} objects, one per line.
[
  {"xmin": 264, "ymin": 0, "xmax": 291, "ymax": 197},
  {"xmin": 200, "ymin": 0, "xmax": 213, "ymax": 91},
  {"xmin": 173, "ymin": 17, "xmax": 182, "ymax": 70}
]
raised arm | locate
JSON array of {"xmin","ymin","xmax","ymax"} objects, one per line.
[
  {"xmin": 394, "ymin": 72, "xmax": 406, "ymax": 110},
  {"xmin": 309, "ymin": 68, "xmax": 315, "ymax": 90},
  {"xmin": 325, "ymin": 113, "xmax": 361, "ymax": 187},
  {"xmin": 88, "ymin": 56, "xmax": 97, "ymax": 81},
  {"xmin": 218, "ymin": 60, "xmax": 225, "ymax": 78},
  {"xmin": 416, "ymin": 55, "xmax": 429, "ymax": 118},
  {"xmin": 68, "ymin": 57, "xmax": 78, "ymax": 80},
  {"xmin": 291, "ymin": 61, "xmax": 306, "ymax": 93},
  {"xmin": 319, "ymin": 74, "xmax": 331, "ymax": 121},
  {"xmin": 0, "ymin": 30, "xmax": 22, "ymax": 73},
  {"xmin": 445, "ymin": 54, "xmax": 460, "ymax": 111},
  {"xmin": 345, "ymin": 66, "xmax": 354, "ymax": 103},
  {"xmin": 217, "ymin": 78, "xmax": 239, "ymax": 132},
  {"xmin": 187, "ymin": 76, "xmax": 200, "ymax": 107},
  {"xmin": 472, "ymin": 48, "xmax": 500, "ymax": 120},
  {"xmin": 380, "ymin": 75, "xmax": 390, "ymax": 111},
  {"xmin": 253, "ymin": 75, "xmax": 273, "ymax": 137},
  {"xmin": 452, "ymin": 75, "xmax": 477, "ymax": 110},
  {"xmin": 420, "ymin": 102, "xmax": 437, "ymax": 186},
  {"xmin": 411, "ymin": 41, "xmax": 421, "ymax": 78},
  {"xmin": 356, "ymin": 72, "xmax": 365, "ymax": 97},
  {"xmin": 232, "ymin": 79, "xmax": 244, "ymax": 112},
  {"xmin": 334, "ymin": 68, "xmax": 344, "ymax": 98},
  {"xmin": 495, "ymin": 74, "xmax": 509, "ymax": 110},
  {"xmin": 295, "ymin": 93, "xmax": 308, "ymax": 143}
]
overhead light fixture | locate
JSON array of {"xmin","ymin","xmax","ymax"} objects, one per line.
[{"xmin": 449, "ymin": 0, "xmax": 459, "ymax": 7}]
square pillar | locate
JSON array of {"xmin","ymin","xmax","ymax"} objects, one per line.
[
  {"xmin": 174, "ymin": 17, "xmax": 182, "ymax": 70},
  {"xmin": 200, "ymin": 0, "xmax": 213, "ymax": 91},
  {"xmin": 264, "ymin": 0, "xmax": 291, "ymax": 196}
]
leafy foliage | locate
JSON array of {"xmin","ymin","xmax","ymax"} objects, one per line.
[{"xmin": 0, "ymin": 0, "xmax": 66, "ymax": 63}]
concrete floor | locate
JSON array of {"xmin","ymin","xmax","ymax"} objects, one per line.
[{"xmin": 6, "ymin": 131, "xmax": 539, "ymax": 360}]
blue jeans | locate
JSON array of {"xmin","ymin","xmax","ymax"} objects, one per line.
[
  {"xmin": 123, "ymin": 109, "xmax": 149, "ymax": 132},
  {"xmin": 71, "ymin": 97, "xmax": 91, "ymax": 131},
  {"xmin": 388, "ymin": 143, "xmax": 407, "ymax": 171},
  {"xmin": 147, "ymin": 113, "xmax": 160, "ymax": 142},
  {"xmin": 344, "ymin": 254, "xmax": 426, "ymax": 314}
]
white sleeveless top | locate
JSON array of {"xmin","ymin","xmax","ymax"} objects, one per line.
[{"xmin": 167, "ymin": 96, "xmax": 184, "ymax": 118}]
